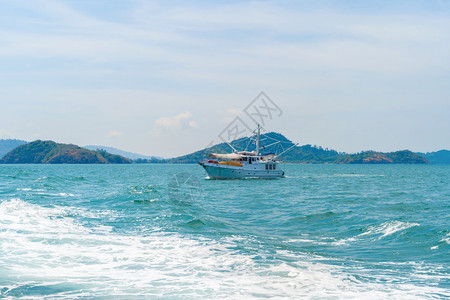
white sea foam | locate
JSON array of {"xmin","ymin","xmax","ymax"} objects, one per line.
[
  {"xmin": 286, "ymin": 238, "xmax": 318, "ymax": 243},
  {"xmin": 294, "ymin": 221, "xmax": 421, "ymax": 247},
  {"xmin": 16, "ymin": 188, "xmax": 45, "ymax": 192},
  {"xmin": 57, "ymin": 192, "xmax": 75, "ymax": 197},
  {"xmin": 331, "ymin": 236, "xmax": 358, "ymax": 246},
  {"xmin": 35, "ymin": 192, "xmax": 76, "ymax": 197},
  {"xmin": 329, "ymin": 221, "xmax": 420, "ymax": 246},
  {"xmin": 15, "ymin": 188, "xmax": 75, "ymax": 197},
  {"xmin": 0, "ymin": 199, "xmax": 445, "ymax": 299},
  {"xmin": 334, "ymin": 173, "xmax": 367, "ymax": 177},
  {"xmin": 360, "ymin": 221, "xmax": 420, "ymax": 239},
  {"xmin": 441, "ymin": 233, "xmax": 450, "ymax": 245},
  {"xmin": 333, "ymin": 174, "xmax": 385, "ymax": 178}
]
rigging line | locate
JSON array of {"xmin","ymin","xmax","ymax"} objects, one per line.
[
  {"xmin": 244, "ymin": 131, "xmax": 260, "ymax": 151},
  {"xmin": 262, "ymin": 141, "xmax": 281, "ymax": 149},
  {"xmin": 270, "ymin": 143, "xmax": 299, "ymax": 161},
  {"xmin": 274, "ymin": 143, "xmax": 280, "ymax": 156},
  {"xmin": 263, "ymin": 134, "xmax": 293, "ymax": 144},
  {"xmin": 263, "ymin": 134, "xmax": 281, "ymax": 142},
  {"xmin": 244, "ymin": 137, "xmax": 252, "ymax": 152},
  {"xmin": 225, "ymin": 141, "xmax": 238, "ymax": 152}
]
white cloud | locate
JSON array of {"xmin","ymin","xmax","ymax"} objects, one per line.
[
  {"xmin": 221, "ymin": 108, "xmax": 243, "ymax": 124},
  {"xmin": 188, "ymin": 120, "xmax": 198, "ymax": 128},
  {"xmin": 3, "ymin": 1, "xmax": 449, "ymax": 76},
  {"xmin": 226, "ymin": 108, "xmax": 242, "ymax": 115},
  {"xmin": 153, "ymin": 111, "xmax": 198, "ymax": 136},
  {"xmin": 108, "ymin": 131, "xmax": 123, "ymax": 138},
  {"xmin": 1, "ymin": 1, "xmax": 449, "ymax": 155}
]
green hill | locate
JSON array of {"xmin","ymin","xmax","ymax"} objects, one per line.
[
  {"xmin": 335, "ymin": 150, "xmax": 428, "ymax": 164},
  {"xmin": 0, "ymin": 135, "xmax": 435, "ymax": 165},
  {"xmin": 169, "ymin": 132, "xmax": 428, "ymax": 164},
  {"xmin": 0, "ymin": 140, "xmax": 131, "ymax": 164},
  {"xmin": 422, "ymin": 150, "xmax": 450, "ymax": 164},
  {"xmin": 0, "ymin": 139, "xmax": 27, "ymax": 158},
  {"xmin": 169, "ymin": 132, "xmax": 344, "ymax": 164}
]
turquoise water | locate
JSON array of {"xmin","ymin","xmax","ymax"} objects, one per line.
[{"xmin": 0, "ymin": 164, "xmax": 448, "ymax": 299}]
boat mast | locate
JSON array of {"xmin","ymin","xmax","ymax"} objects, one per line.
[{"xmin": 256, "ymin": 123, "xmax": 260, "ymax": 155}]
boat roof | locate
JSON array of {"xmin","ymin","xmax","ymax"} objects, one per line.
[{"xmin": 208, "ymin": 152, "xmax": 275, "ymax": 160}]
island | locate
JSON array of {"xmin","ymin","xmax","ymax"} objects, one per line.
[
  {"xmin": 168, "ymin": 132, "xmax": 429, "ymax": 164},
  {"xmin": 0, "ymin": 140, "xmax": 131, "ymax": 164},
  {"xmin": 1, "ymin": 133, "xmax": 444, "ymax": 164}
]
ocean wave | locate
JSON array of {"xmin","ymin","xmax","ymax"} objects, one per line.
[
  {"xmin": 15, "ymin": 188, "xmax": 76, "ymax": 197},
  {"xmin": 0, "ymin": 199, "xmax": 445, "ymax": 299},
  {"xmin": 34, "ymin": 176, "xmax": 47, "ymax": 182},
  {"xmin": 330, "ymin": 221, "xmax": 420, "ymax": 246},
  {"xmin": 57, "ymin": 192, "xmax": 75, "ymax": 197},
  {"xmin": 0, "ymin": 198, "xmax": 91, "ymax": 235},
  {"xmin": 128, "ymin": 185, "xmax": 157, "ymax": 195},
  {"xmin": 301, "ymin": 174, "xmax": 385, "ymax": 179},
  {"xmin": 16, "ymin": 188, "xmax": 45, "ymax": 192},
  {"xmin": 301, "ymin": 221, "xmax": 419, "ymax": 247},
  {"xmin": 35, "ymin": 192, "xmax": 76, "ymax": 197},
  {"xmin": 333, "ymin": 173, "xmax": 385, "ymax": 177},
  {"xmin": 132, "ymin": 199, "xmax": 158, "ymax": 204},
  {"xmin": 441, "ymin": 233, "xmax": 450, "ymax": 245},
  {"xmin": 359, "ymin": 221, "xmax": 420, "ymax": 239}
]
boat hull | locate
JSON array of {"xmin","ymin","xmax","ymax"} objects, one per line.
[{"xmin": 200, "ymin": 162, "xmax": 284, "ymax": 179}]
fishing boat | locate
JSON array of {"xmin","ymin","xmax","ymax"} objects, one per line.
[{"xmin": 199, "ymin": 124, "xmax": 297, "ymax": 179}]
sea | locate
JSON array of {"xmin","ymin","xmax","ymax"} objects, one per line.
[{"xmin": 0, "ymin": 164, "xmax": 448, "ymax": 299}]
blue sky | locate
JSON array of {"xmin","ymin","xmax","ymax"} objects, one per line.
[{"xmin": 0, "ymin": 0, "xmax": 449, "ymax": 157}]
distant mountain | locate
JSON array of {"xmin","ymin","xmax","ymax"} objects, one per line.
[
  {"xmin": 168, "ymin": 132, "xmax": 344, "ymax": 164},
  {"xmin": 0, "ymin": 140, "xmax": 131, "ymax": 164},
  {"xmin": 421, "ymin": 150, "xmax": 450, "ymax": 164},
  {"xmin": 0, "ymin": 135, "xmax": 441, "ymax": 165},
  {"xmin": 83, "ymin": 145, "xmax": 164, "ymax": 161},
  {"xmin": 336, "ymin": 150, "xmax": 428, "ymax": 164},
  {"xmin": 0, "ymin": 139, "xmax": 27, "ymax": 158},
  {"xmin": 170, "ymin": 132, "xmax": 429, "ymax": 164}
]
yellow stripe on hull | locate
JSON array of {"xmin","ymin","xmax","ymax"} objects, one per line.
[{"xmin": 218, "ymin": 161, "xmax": 243, "ymax": 167}]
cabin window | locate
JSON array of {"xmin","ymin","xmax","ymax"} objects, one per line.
[
  {"xmin": 273, "ymin": 164, "xmax": 276, "ymax": 170},
  {"xmin": 269, "ymin": 164, "xmax": 272, "ymax": 170},
  {"xmin": 265, "ymin": 164, "xmax": 268, "ymax": 170}
]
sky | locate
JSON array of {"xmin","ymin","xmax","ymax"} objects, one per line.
[{"xmin": 0, "ymin": 0, "xmax": 449, "ymax": 157}]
